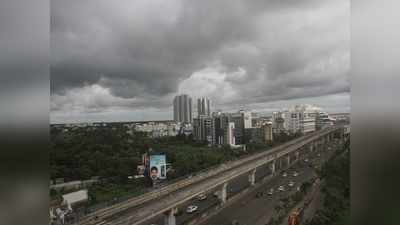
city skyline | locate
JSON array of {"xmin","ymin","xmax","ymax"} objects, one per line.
[
  {"xmin": 50, "ymin": 0, "xmax": 350, "ymax": 124},
  {"xmin": 50, "ymin": 93, "xmax": 349, "ymax": 124}
]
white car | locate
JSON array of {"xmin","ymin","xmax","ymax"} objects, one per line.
[
  {"xmin": 282, "ymin": 172, "xmax": 287, "ymax": 177},
  {"xmin": 186, "ymin": 205, "xmax": 198, "ymax": 213},
  {"xmin": 304, "ymin": 158, "xmax": 309, "ymax": 162},
  {"xmin": 267, "ymin": 188, "xmax": 274, "ymax": 195},
  {"xmin": 288, "ymin": 181, "xmax": 295, "ymax": 187},
  {"xmin": 293, "ymin": 171, "xmax": 298, "ymax": 177},
  {"xmin": 278, "ymin": 185, "xmax": 285, "ymax": 192}
]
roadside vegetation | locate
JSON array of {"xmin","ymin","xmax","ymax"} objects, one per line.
[
  {"xmin": 304, "ymin": 139, "xmax": 350, "ymax": 225},
  {"xmin": 266, "ymin": 180, "xmax": 313, "ymax": 225}
]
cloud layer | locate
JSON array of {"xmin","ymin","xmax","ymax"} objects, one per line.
[{"xmin": 51, "ymin": 0, "xmax": 349, "ymax": 123}]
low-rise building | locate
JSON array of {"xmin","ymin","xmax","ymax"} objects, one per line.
[{"xmin": 134, "ymin": 122, "xmax": 179, "ymax": 138}]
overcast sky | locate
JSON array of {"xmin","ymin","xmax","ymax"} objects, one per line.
[{"xmin": 50, "ymin": 0, "xmax": 349, "ymax": 123}]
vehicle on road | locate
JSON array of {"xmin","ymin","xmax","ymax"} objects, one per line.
[
  {"xmin": 282, "ymin": 172, "xmax": 288, "ymax": 177},
  {"xmin": 267, "ymin": 188, "xmax": 274, "ymax": 195},
  {"xmin": 288, "ymin": 181, "xmax": 295, "ymax": 187},
  {"xmin": 304, "ymin": 158, "xmax": 309, "ymax": 163},
  {"xmin": 293, "ymin": 171, "xmax": 298, "ymax": 177},
  {"xmin": 278, "ymin": 185, "xmax": 285, "ymax": 192},
  {"xmin": 197, "ymin": 193, "xmax": 207, "ymax": 201},
  {"xmin": 186, "ymin": 205, "xmax": 198, "ymax": 213},
  {"xmin": 288, "ymin": 207, "xmax": 304, "ymax": 225}
]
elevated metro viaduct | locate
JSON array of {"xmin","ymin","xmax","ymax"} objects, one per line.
[{"xmin": 79, "ymin": 126, "xmax": 345, "ymax": 225}]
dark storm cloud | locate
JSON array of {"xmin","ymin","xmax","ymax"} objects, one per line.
[
  {"xmin": 51, "ymin": 0, "xmax": 254, "ymax": 95},
  {"xmin": 51, "ymin": 0, "xmax": 349, "ymax": 122}
]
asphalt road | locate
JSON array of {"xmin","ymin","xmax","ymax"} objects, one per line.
[
  {"xmin": 199, "ymin": 139, "xmax": 340, "ymax": 225},
  {"xmin": 131, "ymin": 138, "xmax": 341, "ymax": 225}
]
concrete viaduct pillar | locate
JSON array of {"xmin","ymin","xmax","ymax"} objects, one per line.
[
  {"xmin": 286, "ymin": 154, "xmax": 290, "ymax": 168},
  {"xmin": 248, "ymin": 168, "xmax": 256, "ymax": 186},
  {"xmin": 309, "ymin": 143, "xmax": 314, "ymax": 152},
  {"xmin": 164, "ymin": 207, "xmax": 178, "ymax": 225},
  {"xmin": 270, "ymin": 160, "xmax": 276, "ymax": 175},
  {"xmin": 295, "ymin": 151, "xmax": 300, "ymax": 161},
  {"xmin": 220, "ymin": 183, "xmax": 228, "ymax": 204}
]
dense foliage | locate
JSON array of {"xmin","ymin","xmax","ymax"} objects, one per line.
[
  {"xmin": 305, "ymin": 140, "xmax": 350, "ymax": 225},
  {"xmin": 50, "ymin": 125, "xmax": 146, "ymax": 181}
]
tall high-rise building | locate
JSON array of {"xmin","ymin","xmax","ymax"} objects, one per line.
[
  {"xmin": 197, "ymin": 97, "xmax": 211, "ymax": 117},
  {"xmin": 173, "ymin": 94, "xmax": 192, "ymax": 124},
  {"xmin": 284, "ymin": 105, "xmax": 319, "ymax": 134},
  {"xmin": 193, "ymin": 115, "xmax": 213, "ymax": 143},
  {"xmin": 212, "ymin": 111, "xmax": 230, "ymax": 145},
  {"xmin": 227, "ymin": 122, "xmax": 236, "ymax": 146},
  {"xmin": 262, "ymin": 122, "xmax": 273, "ymax": 143},
  {"xmin": 229, "ymin": 110, "xmax": 252, "ymax": 144},
  {"xmin": 315, "ymin": 111, "xmax": 333, "ymax": 130},
  {"xmin": 272, "ymin": 111, "xmax": 286, "ymax": 134}
]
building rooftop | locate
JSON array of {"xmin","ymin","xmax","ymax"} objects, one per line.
[{"xmin": 62, "ymin": 190, "xmax": 88, "ymax": 205}]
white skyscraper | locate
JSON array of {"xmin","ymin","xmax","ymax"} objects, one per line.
[
  {"xmin": 197, "ymin": 97, "xmax": 211, "ymax": 117},
  {"xmin": 173, "ymin": 94, "xmax": 192, "ymax": 124},
  {"xmin": 227, "ymin": 122, "xmax": 236, "ymax": 146},
  {"xmin": 284, "ymin": 104, "xmax": 319, "ymax": 134}
]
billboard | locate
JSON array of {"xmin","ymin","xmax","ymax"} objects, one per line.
[{"xmin": 149, "ymin": 154, "xmax": 167, "ymax": 180}]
